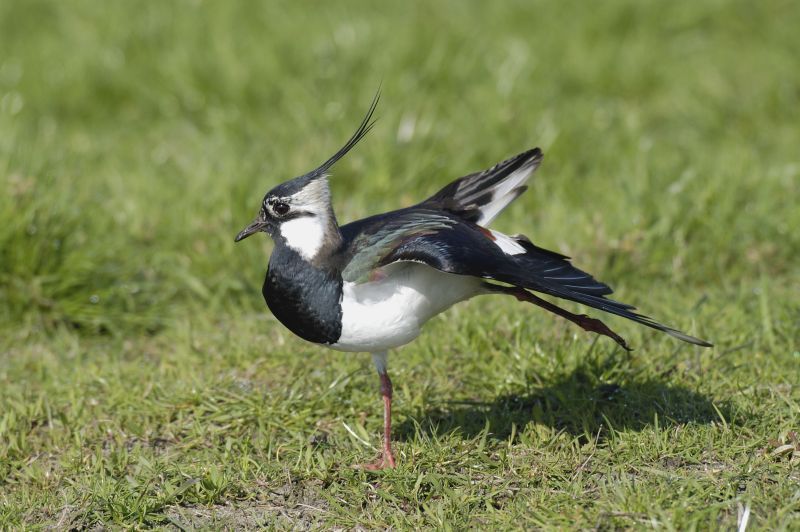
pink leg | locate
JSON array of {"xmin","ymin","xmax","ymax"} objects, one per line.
[
  {"xmin": 379, "ymin": 372, "xmax": 396, "ymax": 468},
  {"xmin": 357, "ymin": 365, "xmax": 397, "ymax": 470},
  {"xmin": 497, "ymin": 285, "xmax": 632, "ymax": 351}
]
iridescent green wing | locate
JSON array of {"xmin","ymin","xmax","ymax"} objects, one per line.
[{"xmin": 339, "ymin": 209, "xmax": 456, "ymax": 284}]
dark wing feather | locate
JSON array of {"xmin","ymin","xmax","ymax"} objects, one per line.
[
  {"xmin": 339, "ymin": 210, "xmax": 710, "ymax": 346},
  {"xmin": 421, "ymin": 148, "xmax": 543, "ymax": 226},
  {"xmin": 339, "ymin": 208, "xmax": 457, "ymax": 283},
  {"xmin": 340, "ymin": 208, "xmax": 613, "ymax": 299},
  {"xmin": 511, "ymin": 238, "xmax": 613, "ymax": 296}
]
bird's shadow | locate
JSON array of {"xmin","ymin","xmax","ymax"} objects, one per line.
[{"xmin": 396, "ymin": 357, "xmax": 735, "ymax": 443}]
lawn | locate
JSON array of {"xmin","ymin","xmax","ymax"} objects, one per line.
[{"xmin": 1, "ymin": 0, "xmax": 799, "ymax": 529}]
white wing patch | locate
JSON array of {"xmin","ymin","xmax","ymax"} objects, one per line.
[
  {"xmin": 476, "ymin": 161, "xmax": 537, "ymax": 227},
  {"xmin": 489, "ymin": 229, "xmax": 526, "ymax": 255}
]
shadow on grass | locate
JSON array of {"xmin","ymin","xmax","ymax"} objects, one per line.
[{"xmin": 396, "ymin": 360, "xmax": 735, "ymax": 443}]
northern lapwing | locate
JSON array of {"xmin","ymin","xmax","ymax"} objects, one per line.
[{"xmin": 235, "ymin": 95, "xmax": 712, "ymax": 469}]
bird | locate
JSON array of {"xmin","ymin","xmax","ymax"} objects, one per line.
[{"xmin": 235, "ymin": 94, "xmax": 712, "ymax": 469}]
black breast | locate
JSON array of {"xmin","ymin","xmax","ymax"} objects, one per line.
[{"xmin": 262, "ymin": 247, "xmax": 343, "ymax": 345}]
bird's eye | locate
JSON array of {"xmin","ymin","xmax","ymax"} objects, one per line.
[{"xmin": 273, "ymin": 202, "xmax": 290, "ymax": 216}]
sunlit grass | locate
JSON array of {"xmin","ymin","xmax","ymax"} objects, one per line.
[{"xmin": 1, "ymin": 0, "xmax": 798, "ymax": 528}]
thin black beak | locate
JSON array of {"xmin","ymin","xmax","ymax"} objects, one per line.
[{"xmin": 235, "ymin": 219, "xmax": 267, "ymax": 242}]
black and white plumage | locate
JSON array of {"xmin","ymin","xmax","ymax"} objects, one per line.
[{"xmin": 236, "ymin": 96, "xmax": 712, "ymax": 468}]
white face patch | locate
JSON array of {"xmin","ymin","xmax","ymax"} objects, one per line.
[
  {"xmin": 273, "ymin": 177, "xmax": 336, "ymax": 261},
  {"xmin": 280, "ymin": 215, "xmax": 326, "ymax": 260}
]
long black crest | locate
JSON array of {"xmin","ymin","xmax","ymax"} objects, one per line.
[{"xmin": 309, "ymin": 90, "xmax": 380, "ymax": 178}]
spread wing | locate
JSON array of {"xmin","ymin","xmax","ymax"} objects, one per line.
[
  {"xmin": 338, "ymin": 209, "xmax": 709, "ymax": 346},
  {"xmin": 339, "ymin": 207, "xmax": 610, "ymax": 298},
  {"xmin": 421, "ymin": 148, "xmax": 543, "ymax": 226},
  {"xmin": 338, "ymin": 148, "xmax": 543, "ymax": 282}
]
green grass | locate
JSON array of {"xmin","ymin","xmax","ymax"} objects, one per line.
[{"xmin": 1, "ymin": 0, "xmax": 799, "ymax": 528}]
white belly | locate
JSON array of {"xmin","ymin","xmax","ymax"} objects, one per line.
[{"xmin": 331, "ymin": 263, "xmax": 482, "ymax": 352}]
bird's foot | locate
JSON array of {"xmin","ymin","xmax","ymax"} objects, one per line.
[
  {"xmin": 504, "ymin": 286, "xmax": 632, "ymax": 351},
  {"xmin": 356, "ymin": 359, "xmax": 398, "ymax": 471},
  {"xmin": 355, "ymin": 454, "xmax": 396, "ymax": 471},
  {"xmin": 573, "ymin": 314, "xmax": 631, "ymax": 351},
  {"xmin": 355, "ymin": 446, "xmax": 396, "ymax": 471}
]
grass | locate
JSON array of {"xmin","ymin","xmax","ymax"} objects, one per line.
[{"xmin": 1, "ymin": 0, "xmax": 799, "ymax": 528}]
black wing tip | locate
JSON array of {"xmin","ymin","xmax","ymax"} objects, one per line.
[
  {"xmin": 527, "ymin": 282, "xmax": 714, "ymax": 348},
  {"xmin": 622, "ymin": 310, "xmax": 713, "ymax": 347},
  {"xmin": 484, "ymin": 148, "xmax": 544, "ymax": 182},
  {"xmin": 507, "ymin": 147, "xmax": 544, "ymax": 171},
  {"xmin": 522, "ymin": 147, "xmax": 544, "ymax": 166},
  {"xmin": 515, "ymin": 148, "xmax": 544, "ymax": 176},
  {"xmin": 665, "ymin": 329, "xmax": 714, "ymax": 347}
]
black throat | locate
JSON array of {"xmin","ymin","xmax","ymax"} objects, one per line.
[{"xmin": 262, "ymin": 244, "xmax": 343, "ymax": 345}]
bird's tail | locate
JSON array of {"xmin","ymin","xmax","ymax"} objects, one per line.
[
  {"xmin": 534, "ymin": 281, "xmax": 713, "ymax": 347},
  {"xmin": 484, "ymin": 240, "xmax": 713, "ymax": 347}
]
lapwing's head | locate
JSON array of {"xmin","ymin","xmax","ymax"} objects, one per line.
[{"xmin": 235, "ymin": 94, "xmax": 379, "ymax": 261}]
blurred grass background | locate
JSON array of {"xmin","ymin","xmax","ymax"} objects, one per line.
[{"xmin": 1, "ymin": 0, "xmax": 798, "ymax": 528}]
